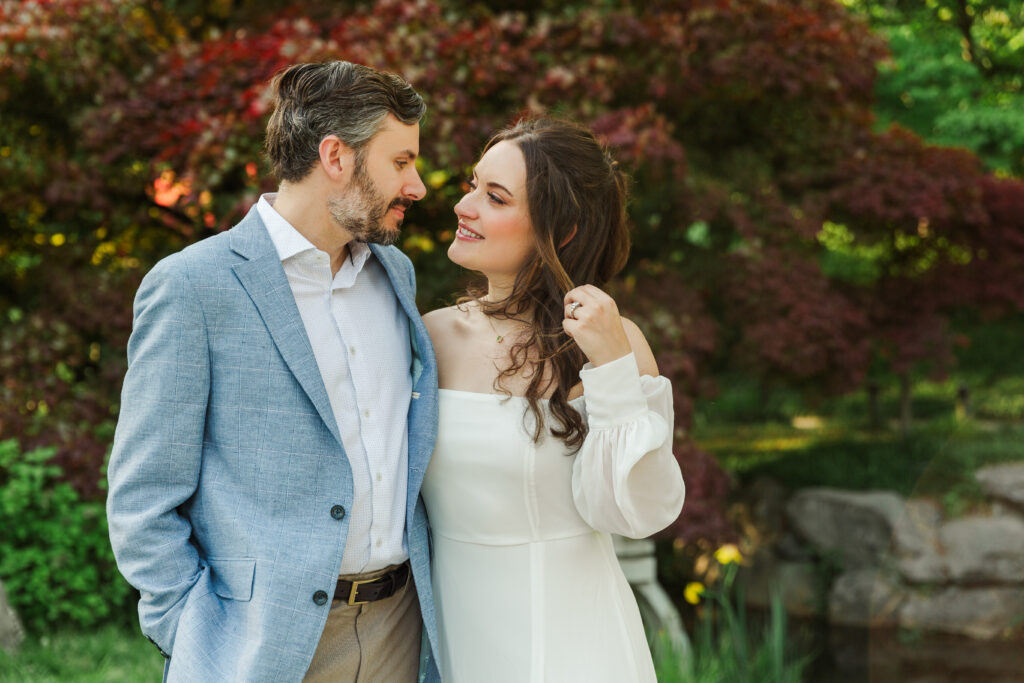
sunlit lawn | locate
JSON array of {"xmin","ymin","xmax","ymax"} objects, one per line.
[
  {"xmin": 697, "ymin": 417, "xmax": 1024, "ymax": 512},
  {"xmin": 0, "ymin": 626, "xmax": 162, "ymax": 683},
  {"xmin": 692, "ymin": 315, "xmax": 1024, "ymax": 514}
]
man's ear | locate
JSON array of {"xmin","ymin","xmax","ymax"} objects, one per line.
[
  {"xmin": 559, "ymin": 224, "xmax": 578, "ymax": 249},
  {"xmin": 319, "ymin": 135, "xmax": 355, "ymax": 181}
]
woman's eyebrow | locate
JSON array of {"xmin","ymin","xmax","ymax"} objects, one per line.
[
  {"xmin": 471, "ymin": 170, "xmax": 514, "ymax": 197},
  {"xmin": 485, "ymin": 181, "xmax": 514, "ymax": 197}
]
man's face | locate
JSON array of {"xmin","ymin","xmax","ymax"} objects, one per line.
[{"xmin": 327, "ymin": 114, "xmax": 426, "ymax": 246}]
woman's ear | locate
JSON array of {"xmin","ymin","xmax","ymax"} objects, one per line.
[{"xmin": 559, "ymin": 224, "xmax": 578, "ymax": 249}]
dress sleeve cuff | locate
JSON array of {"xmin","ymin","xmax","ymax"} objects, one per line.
[{"xmin": 580, "ymin": 352, "xmax": 648, "ymax": 429}]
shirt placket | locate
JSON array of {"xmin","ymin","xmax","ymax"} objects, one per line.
[
  {"xmin": 333, "ymin": 287, "xmax": 390, "ymax": 568},
  {"xmin": 310, "ymin": 256, "xmax": 366, "ymax": 571}
]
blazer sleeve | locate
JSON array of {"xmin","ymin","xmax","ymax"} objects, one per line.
[
  {"xmin": 106, "ymin": 255, "xmax": 210, "ymax": 657},
  {"xmin": 571, "ymin": 353, "xmax": 686, "ymax": 539}
]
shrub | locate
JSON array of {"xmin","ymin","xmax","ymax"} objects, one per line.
[{"xmin": 0, "ymin": 439, "xmax": 135, "ymax": 633}]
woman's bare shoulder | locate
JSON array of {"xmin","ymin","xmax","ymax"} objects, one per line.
[{"xmin": 423, "ymin": 304, "xmax": 474, "ymax": 341}]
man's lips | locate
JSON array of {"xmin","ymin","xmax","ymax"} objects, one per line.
[{"xmin": 389, "ymin": 199, "xmax": 412, "ymax": 219}]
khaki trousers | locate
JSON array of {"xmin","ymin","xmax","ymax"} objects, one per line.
[{"xmin": 303, "ymin": 563, "xmax": 422, "ymax": 683}]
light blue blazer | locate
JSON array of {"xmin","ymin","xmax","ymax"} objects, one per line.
[{"xmin": 106, "ymin": 205, "xmax": 440, "ymax": 682}]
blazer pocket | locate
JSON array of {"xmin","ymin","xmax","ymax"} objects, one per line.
[{"xmin": 207, "ymin": 557, "xmax": 256, "ymax": 602}]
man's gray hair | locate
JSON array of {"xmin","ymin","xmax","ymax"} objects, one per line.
[{"xmin": 265, "ymin": 61, "xmax": 426, "ymax": 182}]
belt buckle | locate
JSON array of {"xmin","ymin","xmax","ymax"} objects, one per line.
[{"xmin": 347, "ymin": 577, "xmax": 375, "ymax": 606}]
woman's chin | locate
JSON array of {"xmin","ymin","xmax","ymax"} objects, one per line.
[{"xmin": 447, "ymin": 241, "xmax": 475, "ymax": 269}]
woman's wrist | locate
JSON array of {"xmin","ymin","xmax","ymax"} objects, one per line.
[{"xmin": 580, "ymin": 353, "xmax": 647, "ymax": 428}]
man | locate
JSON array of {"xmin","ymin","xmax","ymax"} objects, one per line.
[{"xmin": 107, "ymin": 61, "xmax": 440, "ymax": 682}]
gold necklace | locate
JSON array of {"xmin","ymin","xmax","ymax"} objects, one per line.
[{"xmin": 484, "ymin": 312, "xmax": 507, "ymax": 343}]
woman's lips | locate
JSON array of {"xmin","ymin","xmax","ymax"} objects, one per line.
[{"xmin": 456, "ymin": 224, "xmax": 484, "ymax": 241}]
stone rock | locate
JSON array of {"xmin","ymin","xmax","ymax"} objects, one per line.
[
  {"xmin": 892, "ymin": 499, "xmax": 947, "ymax": 584},
  {"xmin": 976, "ymin": 463, "xmax": 1024, "ymax": 511},
  {"xmin": 785, "ymin": 488, "xmax": 905, "ymax": 568},
  {"xmin": 892, "ymin": 499, "xmax": 942, "ymax": 556},
  {"xmin": 828, "ymin": 568, "xmax": 905, "ymax": 628},
  {"xmin": 900, "ymin": 586, "xmax": 1024, "ymax": 640},
  {"xmin": 0, "ymin": 580, "xmax": 24, "ymax": 654},
  {"xmin": 739, "ymin": 554, "xmax": 821, "ymax": 618},
  {"xmin": 940, "ymin": 514, "xmax": 1024, "ymax": 584}
]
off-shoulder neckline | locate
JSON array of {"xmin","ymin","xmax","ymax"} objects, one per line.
[{"xmin": 437, "ymin": 388, "xmax": 586, "ymax": 404}]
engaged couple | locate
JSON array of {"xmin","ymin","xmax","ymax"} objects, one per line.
[{"xmin": 106, "ymin": 60, "xmax": 685, "ymax": 682}]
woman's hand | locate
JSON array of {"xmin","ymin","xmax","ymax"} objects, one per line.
[{"xmin": 562, "ymin": 285, "xmax": 632, "ymax": 367}]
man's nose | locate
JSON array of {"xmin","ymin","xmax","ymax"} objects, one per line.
[{"xmin": 405, "ymin": 168, "xmax": 427, "ymax": 201}]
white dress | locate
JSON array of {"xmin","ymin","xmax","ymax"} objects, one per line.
[{"xmin": 421, "ymin": 353, "xmax": 686, "ymax": 682}]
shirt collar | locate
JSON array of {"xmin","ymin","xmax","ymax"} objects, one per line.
[
  {"xmin": 257, "ymin": 193, "xmax": 374, "ymax": 273},
  {"xmin": 257, "ymin": 193, "xmax": 316, "ymax": 262}
]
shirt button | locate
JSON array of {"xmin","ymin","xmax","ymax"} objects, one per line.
[
  {"xmin": 363, "ymin": 409, "xmax": 370, "ymax": 419},
  {"xmin": 376, "ymin": 472, "xmax": 382, "ymax": 483},
  {"xmin": 313, "ymin": 590, "xmax": 329, "ymax": 606},
  {"xmin": 330, "ymin": 505, "xmax": 346, "ymax": 520},
  {"xmin": 376, "ymin": 539, "xmax": 383, "ymax": 548},
  {"xmin": 349, "ymin": 346, "xmax": 357, "ymax": 356}
]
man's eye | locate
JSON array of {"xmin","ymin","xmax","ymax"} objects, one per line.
[{"xmin": 396, "ymin": 161, "xmax": 408, "ymax": 169}]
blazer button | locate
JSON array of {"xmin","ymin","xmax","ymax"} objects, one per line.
[
  {"xmin": 313, "ymin": 590, "xmax": 329, "ymax": 606},
  {"xmin": 330, "ymin": 505, "xmax": 346, "ymax": 520}
]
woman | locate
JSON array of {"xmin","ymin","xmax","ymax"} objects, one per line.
[{"xmin": 421, "ymin": 118, "xmax": 685, "ymax": 682}]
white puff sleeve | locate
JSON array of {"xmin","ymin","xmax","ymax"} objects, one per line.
[{"xmin": 571, "ymin": 352, "xmax": 686, "ymax": 539}]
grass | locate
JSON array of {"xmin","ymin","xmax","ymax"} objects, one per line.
[
  {"xmin": 692, "ymin": 314, "xmax": 1024, "ymax": 514},
  {"xmin": 0, "ymin": 625, "xmax": 162, "ymax": 683},
  {"xmin": 696, "ymin": 418, "xmax": 1024, "ymax": 515}
]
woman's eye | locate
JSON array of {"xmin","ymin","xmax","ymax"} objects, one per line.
[{"xmin": 488, "ymin": 193, "xmax": 505, "ymax": 205}]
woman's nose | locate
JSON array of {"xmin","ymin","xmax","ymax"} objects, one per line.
[{"xmin": 454, "ymin": 194, "xmax": 476, "ymax": 219}]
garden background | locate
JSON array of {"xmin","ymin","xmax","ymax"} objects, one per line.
[{"xmin": 2, "ymin": 0, "xmax": 1023, "ymax": 680}]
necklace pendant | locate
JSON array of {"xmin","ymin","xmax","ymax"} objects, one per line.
[{"xmin": 496, "ymin": 335, "xmax": 504, "ymax": 343}]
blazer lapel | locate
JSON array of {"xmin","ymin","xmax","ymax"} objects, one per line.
[
  {"xmin": 229, "ymin": 208, "xmax": 344, "ymax": 451},
  {"xmin": 370, "ymin": 245, "xmax": 439, "ymax": 510},
  {"xmin": 369, "ymin": 244, "xmax": 430, "ymax": 389}
]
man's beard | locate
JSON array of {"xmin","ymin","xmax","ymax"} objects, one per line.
[{"xmin": 327, "ymin": 158, "xmax": 411, "ymax": 247}]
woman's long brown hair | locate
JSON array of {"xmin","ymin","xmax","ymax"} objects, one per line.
[{"xmin": 460, "ymin": 118, "xmax": 631, "ymax": 451}]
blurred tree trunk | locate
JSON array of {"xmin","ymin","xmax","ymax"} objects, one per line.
[
  {"xmin": 867, "ymin": 380, "xmax": 881, "ymax": 431},
  {"xmin": 898, "ymin": 372, "xmax": 912, "ymax": 436}
]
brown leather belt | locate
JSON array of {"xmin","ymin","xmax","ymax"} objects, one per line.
[{"xmin": 334, "ymin": 561, "xmax": 410, "ymax": 606}]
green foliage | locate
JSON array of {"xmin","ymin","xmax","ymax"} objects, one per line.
[
  {"xmin": 0, "ymin": 625, "xmax": 162, "ymax": 682},
  {"xmin": 846, "ymin": 0, "xmax": 1024, "ymax": 175},
  {"xmin": 654, "ymin": 564, "xmax": 807, "ymax": 683},
  {"xmin": 0, "ymin": 440, "xmax": 135, "ymax": 633}
]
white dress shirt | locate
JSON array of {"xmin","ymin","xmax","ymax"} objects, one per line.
[{"xmin": 257, "ymin": 193, "xmax": 413, "ymax": 575}]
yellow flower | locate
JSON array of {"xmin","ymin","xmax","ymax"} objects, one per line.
[
  {"xmin": 684, "ymin": 582, "xmax": 705, "ymax": 605},
  {"xmin": 714, "ymin": 544, "xmax": 743, "ymax": 565}
]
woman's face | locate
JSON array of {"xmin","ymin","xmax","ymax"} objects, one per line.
[{"xmin": 448, "ymin": 141, "xmax": 535, "ymax": 282}]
